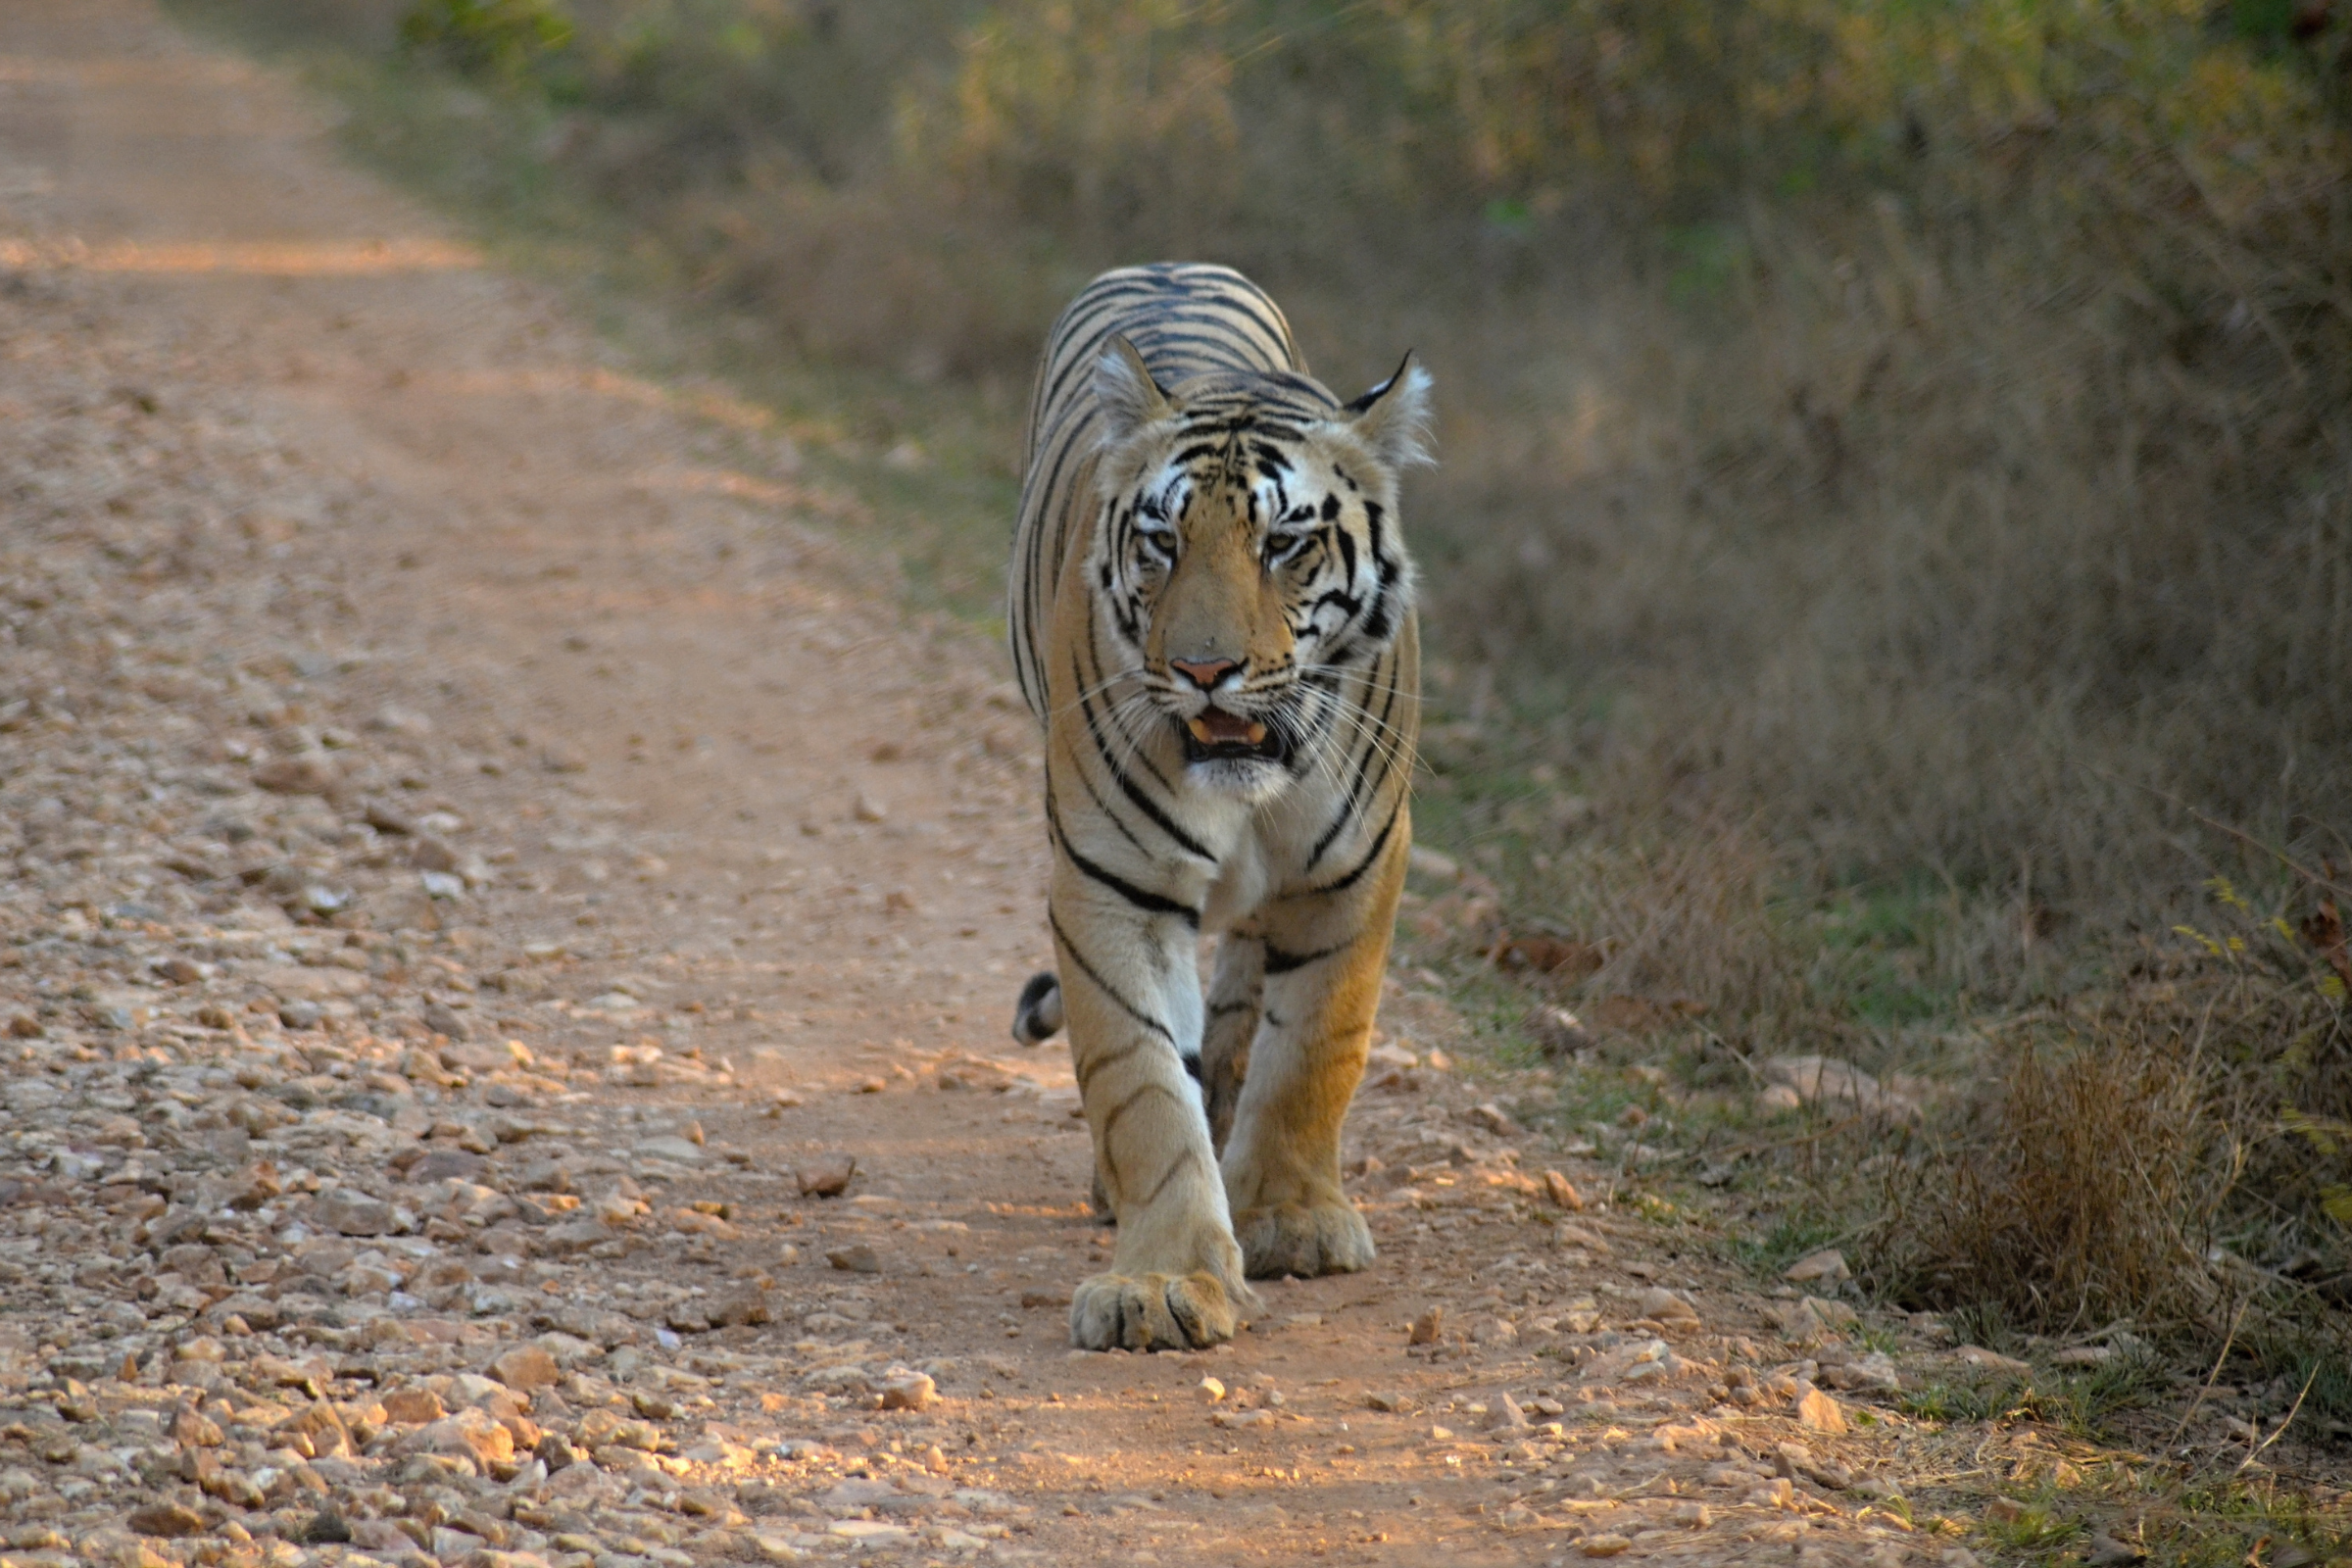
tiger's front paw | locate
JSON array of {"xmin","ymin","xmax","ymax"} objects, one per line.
[
  {"xmin": 1235, "ymin": 1200, "xmax": 1374, "ymax": 1279},
  {"xmin": 1068, "ymin": 1270, "xmax": 1243, "ymax": 1351}
]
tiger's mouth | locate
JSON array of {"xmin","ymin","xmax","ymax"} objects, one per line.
[{"xmin": 1179, "ymin": 708, "xmax": 1285, "ymax": 763}]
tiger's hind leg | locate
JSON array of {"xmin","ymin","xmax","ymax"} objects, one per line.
[
  {"xmin": 1220, "ymin": 831, "xmax": 1408, "ymax": 1279},
  {"xmin": 1200, "ymin": 924, "xmax": 1263, "ymax": 1156}
]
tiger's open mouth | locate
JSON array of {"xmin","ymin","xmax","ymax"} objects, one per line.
[{"xmin": 1179, "ymin": 708, "xmax": 1285, "ymax": 763}]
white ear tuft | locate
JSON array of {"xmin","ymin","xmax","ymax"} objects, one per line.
[
  {"xmin": 1094, "ymin": 335, "xmax": 1174, "ymax": 447},
  {"xmin": 1344, "ymin": 353, "xmax": 1435, "ymax": 470}
]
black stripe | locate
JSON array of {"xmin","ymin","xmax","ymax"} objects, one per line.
[
  {"xmin": 1358, "ymin": 573, "xmax": 1397, "ymax": 645},
  {"xmin": 1073, "ymin": 645, "xmax": 1160, "ymax": 798},
  {"xmin": 1039, "ymin": 300, "xmax": 1288, "ymax": 425},
  {"xmin": 1073, "ymin": 650, "xmax": 1217, "ymax": 864},
  {"xmin": 1051, "ymin": 811, "xmax": 1201, "ymax": 929},
  {"xmin": 1099, "ymin": 1081, "xmax": 1184, "ymax": 1147},
  {"xmin": 1130, "ymin": 286, "xmax": 1292, "ymax": 348},
  {"xmin": 1058, "ymin": 762, "xmax": 1147, "ymax": 858},
  {"xmin": 1187, "ymin": 378, "xmax": 1328, "ymax": 410},
  {"xmin": 1081, "ymin": 614, "xmax": 1173, "ymax": 792},
  {"xmin": 1039, "ymin": 279, "xmax": 1296, "ymax": 414},
  {"xmin": 1038, "ymin": 319, "xmax": 1135, "ymax": 426},
  {"xmin": 1310, "ymin": 588, "xmax": 1362, "ymax": 616},
  {"xmin": 1299, "ymin": 796, "xmax": 1402, "ymax": 897},
  {"xmin": 1130, "ymin": 312, "xmax": 1279, "ymax": 349},
  {"xmin": 1307, "ymin": 663, "xmax": 1401, "ymax": 869},
  {"xmin": 1049, "ymin": 909, "xmax": 1173, "ymax": 1044},
  {"xmin": 1017, "ymin": 409, "xmax": 1097, "ymax": 670},
  {"xmin": 1077, "ymin": 1039, "xmax": 1145, "ymax": 1094},
  {"xmin": 1104, "ymin": 752, "xmax": 1213, "ymax": 861},
  {"xmin": 1128, "ymin": 329, "xmax": 1270, "ymax": 368},
  {"xmin": 1196, "ymin": 268, "xmax": 1296, "ymax": 340},
  {"xmin": 1140, "ymin": 1151, "xmax": 1201, "ymax": 1208},
  {"xmin": 1184, "ymin": 413, "xmax": 1311, "ymax": 442},
  {"xmin": 1263, "ymin": 941, "xmax": 1347, "ymax": 975}
]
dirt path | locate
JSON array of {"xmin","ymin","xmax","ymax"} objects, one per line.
[{"xmin": 0, "ymin": 7, "xmax": 1973, "ymax": 1568}]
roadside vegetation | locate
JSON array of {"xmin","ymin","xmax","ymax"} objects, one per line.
[{"xmin": 170, "ymin": 0, "xmax": 2352, "ymax": 1556}]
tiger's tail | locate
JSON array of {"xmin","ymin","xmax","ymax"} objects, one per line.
[{"xmin": 1010, "ymin": 970, "xmax": 1063, "ymax": 1046}]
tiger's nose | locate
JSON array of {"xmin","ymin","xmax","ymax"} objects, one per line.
[{"xmin": 1170, "ymin": 657, "xmax": 1241, "ymax": 692}]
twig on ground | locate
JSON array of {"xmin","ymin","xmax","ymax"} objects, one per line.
[
  {"xmin": 1694, "ymin": 1023, "xmax": 1764, "ymax": 1088},
  {"xmin": 1696, "ymin": 1114, "xmax": 1866, "ymax": 1165},
  {"xmin": 2095, "ymin": 768, "xmax": 2352, "ymax": 900},
  {"xmin": 2167, "ymin": 1301, "xmax": 2245, "ymax": 1449},
  {"xmin": 2189, "ymin": 809, "xmax": 2352, "ymax": 902},
  {"xmin": 2235, "ymin": 1366, "xmax": 2318, "ymax": 1474}
]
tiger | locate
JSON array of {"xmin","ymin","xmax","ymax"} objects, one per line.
[{"xmin": 1004, "ymin": 262, "xmax": 1429, "ymax": 1351}]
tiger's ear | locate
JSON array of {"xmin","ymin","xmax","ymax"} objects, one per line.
[
  {"xmin": 1343, "ymin": 352, "xmax": 1435, "ymax": 470},
  {"xmin": 1094, "ymin": 335, "xmax": 1174, "ymax": 446}
]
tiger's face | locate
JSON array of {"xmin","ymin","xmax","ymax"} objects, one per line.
[{"xmin": 1089, "ymin": 338, "xmax": 1429, "ymax": 799}]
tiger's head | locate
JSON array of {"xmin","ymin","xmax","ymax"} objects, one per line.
[{"xmin": 1088, "ymin": 336, "xmax": 1431, "ymax": 800}]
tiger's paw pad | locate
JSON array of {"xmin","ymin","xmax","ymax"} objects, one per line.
[
  {"xmin": 1068, "ymin": 1270, "xmax": 1240, "ymax": 1351},
  {"xmin": 1235, "ymin": 1200, "xmax": 1374, "ymax": 1279}
]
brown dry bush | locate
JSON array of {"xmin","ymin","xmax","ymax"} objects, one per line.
[
  {"xmin": 1869, "ymin": 881, "xmax": 2352, "ymax": 1339},
  {"xmin": 1455, "ymin": 213, "xmax": 2352, "ymax": 914},
  {"xmin": 1877, "ymin": 1028, "xmax": 2230, "ymax": 1334},
  {"xmin": 1501, "ymin": 815, "xmax": 1817, "ymax": 1057}
]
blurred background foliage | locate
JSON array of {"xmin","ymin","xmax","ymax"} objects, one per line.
[
  {"xmin": 365, "ymin": 0, "xmax": 2352, "ymax": 912},
  {"xmin": 187, "ymin": 0, "xmax": 2352, "ymax": 1360}
]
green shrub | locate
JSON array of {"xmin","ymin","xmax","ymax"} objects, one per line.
[{"xmin": 400, "ymin": 0, "xmax": 571, "ymax": 78}]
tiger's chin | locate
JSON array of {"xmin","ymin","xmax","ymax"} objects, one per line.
[
  {"xmin": 1174, "ymin": 711, "xmax": 1291, "ymax": 801},
  {"xmin": 1184, "ymin": 755, "xmax": 1292, "ymax": 802}
]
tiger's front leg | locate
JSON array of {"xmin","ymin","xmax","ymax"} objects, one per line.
[
  {"xmin": 1220, "ymin": 825, "xmax": 1409, "ymax": 1279},
  {"xmin": 1052, "ymin": 875, "xmax": 1258, "ymax": 1351},
  {"xmin": 1199, "ymin": 921, "xmax": 1264, "ymax": 1155}
]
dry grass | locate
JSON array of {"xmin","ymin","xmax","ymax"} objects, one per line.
[
  {"xmin": 1865, "ymin": 878, "xmax": 2352, "ymax": 1350},
  {"xmin": 1400, "ymin": 206, "xmax": 2352, "ymax": 914},
  {"xmin": 1883, "ymin": 1028, "xmax": 2230, "ymax": 1335}
]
